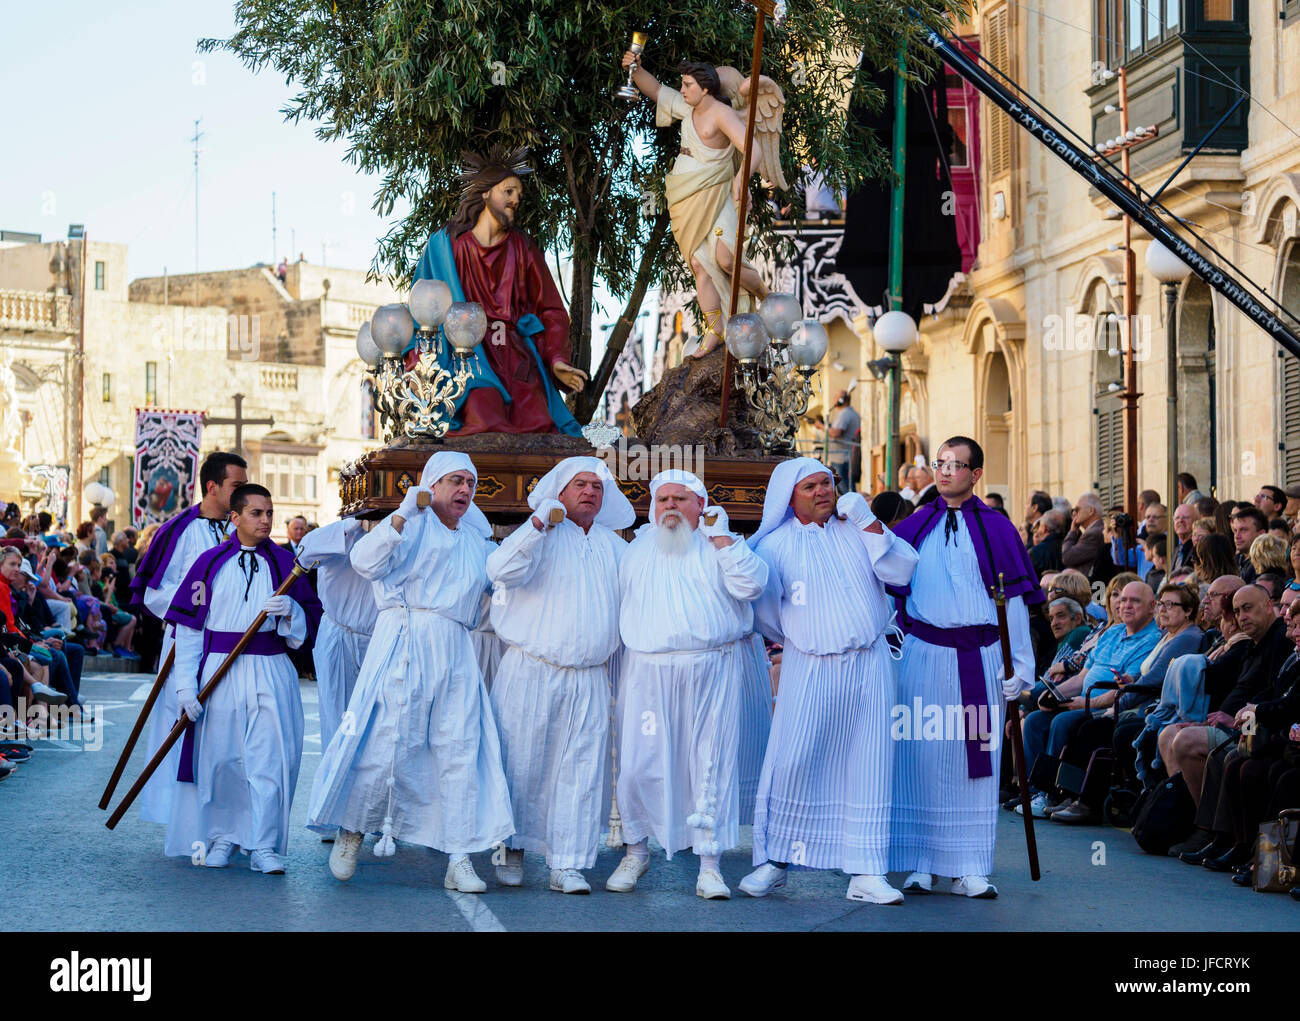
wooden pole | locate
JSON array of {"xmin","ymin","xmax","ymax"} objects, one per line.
[
  {"xmin": 718, "ymin": 11, "xmax": 767, "ymax": 428},
  {"xmin": 1119, "ymin": 66, "xmax": 1140, "ymax": 524},
  {"xmin": 105, "ymin": 565, "xmax": 307, "ymax": 830},
  {"xmin": 98, "ymin": 645, "xmax": 175, "ymax": 810}
]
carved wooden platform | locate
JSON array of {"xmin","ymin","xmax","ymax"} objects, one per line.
[{"xmin": 338, "ymin": 434, "xmax": 785, "ymax": 531}]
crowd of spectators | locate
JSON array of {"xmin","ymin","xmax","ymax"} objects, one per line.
[
  {"xmin": 991, "ymin": 471, "xmax": 1300, "ymax": 895},
  {"xmin": 0, "ymin": 501, "xmax": 150, "ymax": 780}
]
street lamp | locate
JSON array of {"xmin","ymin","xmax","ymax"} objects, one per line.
[
  {"xmin": 872, "ymin": 310, "xmax": 918, "ymax": 494},
  {"xmin": 1145, "ymin": 239, "xmax": 1192, "ymax": 518}
]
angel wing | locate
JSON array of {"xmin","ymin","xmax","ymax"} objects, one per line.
[{"xmin": 716, "ymin": 66, "xmax": 789, "ymax": 192}]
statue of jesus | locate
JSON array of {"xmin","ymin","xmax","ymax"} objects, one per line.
[
  {"xmin": 409, "ymin": 147, "xmax": 587, "ymax": 435},
  {"xmin": 622, "ymin": 54, "xmax": 786, "ymax": 357}
]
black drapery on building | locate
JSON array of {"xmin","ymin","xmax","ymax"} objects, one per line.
[{"xmin": 835, "ymin": 57, "xmax": 963, "ymax": 322}]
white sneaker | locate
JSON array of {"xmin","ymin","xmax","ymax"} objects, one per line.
[
  {"xmin": 496, "ymin": 849, "xmax": 524, "ymax": 887},
  {"xmin": 249, "ymin": 849, "xmax": 285, "ymax": 874},
  {"xmin": 329, "ymin": 830, "xmax": 364, "ymax": 881},
  {"xmin": 549, "ymin": 868, "xmax": 591, "ymax": 894},
  {"xmin": 444, "ymin": 856, "xmax": 487, "ymax": 894},
  {"xmin": 29, "ymin": 681, "xmax": 67, "ymax": 705},
  {"xmin": 846, "ymin": 874, "xmax": 904, "ymax": 904},
  {"xmin": 204, "ymin": 838, "xmax": 235, "ymax": 868},
  {"xmin": 739, "ymin": 862, "xmax": 788, "ymax": 897},
  {"xmin": 605, "ymin": 853, "xmax": 649, "ymax": 892},
  {"xmin": 696, "ymin": 868, "xmax": 731, "ymax": 900},
  {"xmin": 902, "ymin": 871, "xmax": 932, "ymax": 893},
  {"xmin": 951, "ymin": 874, "xmax": 998, "ymax": 899},
  {"xmin": 1015, "ymin": 793, "xmax": 1050, "ymax": 818}
]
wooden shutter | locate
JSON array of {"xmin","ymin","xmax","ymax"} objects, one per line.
[
  {"xmin": 1095, "ymin": 397, "xmax": 1125, "ymax": 507},
  {"xmin": 1281, "ymin": 353, "xmax": 1300, "ymax": 485},
  {"xmin": 985, "ymin": 7, "xmax": 1013, "ymax": 178}
]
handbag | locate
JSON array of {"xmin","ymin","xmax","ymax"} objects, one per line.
[{"xmin": 1253, "ymin": 809, "xmax": 1300, "ymax": 893}]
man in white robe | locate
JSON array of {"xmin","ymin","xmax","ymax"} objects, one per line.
[
  {"xmin": 487, "ymin": 456, "xmax": 633, "ymax": 893},
  {"xmin": 307, "ymin": 451, "xmax": 514, "ymax": 894},
  {"xmin": 161, "ymin": 483, "xmax": 320, "ymax": 874},
  {"xmin": 888, "ymin": 436, "xmax": 1038, "ymax": 899},
  {"xmin": 131, "ymin": 451, "xmax": 248, "ymax": 829},
  {"xmin": 607, "ymin": 469, "xmax": 768, "ymax": 900},
  {"xmin": 740, "ymin": 458, "xmax": 919, "ymax": 903},
  {"xmin": 295, "ymin": 517, "xmax": 378, "ymax": 753}
]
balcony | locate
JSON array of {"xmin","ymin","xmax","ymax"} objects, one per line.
[
  {"xmin": 0, "ymin": 290, "xmax": 73, "ymax": 334},
  {"xmin": 1087, "ymin": 1, "xmax": 1249, "ymax": 172}
]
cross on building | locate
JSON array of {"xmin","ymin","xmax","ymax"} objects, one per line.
[{"xmin": 205, "ymin": 393, "xmax": 274, "ymax": 457}]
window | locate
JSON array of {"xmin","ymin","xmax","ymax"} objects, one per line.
[
  {"xmin": 1287, "ymin": 0, "xmax": 1300, "ymax": 25},
  {"xmin": 1096, "ymin": 0, "xmax": 1181, "ymax": 65},
  {"xmin": 144, "ymin": 362, "xmax": 157, "ymax": 405},
  {"xmin": 262, "ymin": 451, "xmax": 319, "ymax": 503},
  {"xmin": 947, "ymin": 106, "xmax": 969, "ymax": 167},
  {"xmin": 101, "ymin": 372, "xmax": 111, "ymax": 402},
  {"xmin": 94, "ymin": 261, "xmax": 105, "ymax": 290},
  {"xmin": 98, "ymin": 466, "xmax": 110, "ymax": 487}
]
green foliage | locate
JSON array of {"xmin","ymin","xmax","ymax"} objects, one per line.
[{"xmin": 201, "ymin": 0, "xmax": 967, "ymax": 412}]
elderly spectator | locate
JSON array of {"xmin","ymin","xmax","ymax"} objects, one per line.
[
  {"xmin": 1255, "ymin": 485, "xmax": 1287, "ymax": 519},
  {"xmin": 1137, "ymin": 491, "xmax": 1161, "ymax": 537},
  {"xmin": 1029, "ymin": 509, "xmax": 1067, "ymax": 577},
  {"xmin": 1169, "ymin": 503, "xmax": 1197, "ymax": 575},
  {"xmin": 1230, "ymin": 505, "xmax": 1268, "ymax": 582},
  {"xmin": 1142, "ymin": 502, "xmax": 1167, "ymax": 541},
  {"xmin": 1194, "ymin": 533, "xmax": 1238, "ymax": 585},
  {"xmin": 911, "ymin": 463, "xmax": 936, "ymax": 504},
  {"xmin": 1062, "ymin": 493, "xmax": 1110, "ymax": 580},
  {"xmin": 1051, "ymin": 580, "xmax": 1206, "ymax": 824},
  {"xmin": 1177, "ymin": 472, "xmax": 1206, "ymax": 506},
  {"xmin": 1192, "ymin": 515, "xmax": 1219, "ymax": 543},
  {"xmin": 1018, "ymin": 580, "xmax": 1161, "ymax": 818},
  {"xmin": 1167, "ymin": 584, "xmax": 1293, "ymax": 866}
]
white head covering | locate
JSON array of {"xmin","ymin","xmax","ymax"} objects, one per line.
[
  {"xmin": 417, "ymin": 450, "xmax": 492, "ymax": 538},
  {"xmin": 649, "ymin": 469, "xmax": 708, "ymax": 521},
  {"xmin": 528, "ymin": 456, "xmax": 634, "ymax": 530},
  {"xmin": 751, "ymin": 457, "xmax": 833, "ymax": 546}
]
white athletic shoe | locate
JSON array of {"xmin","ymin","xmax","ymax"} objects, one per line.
[
  {"xmin": 846, "ymin": 874, "xmax": 904, "ymax": 904},
  {"xmin": 605, "ymin": 853, "xmax": 649, "ymax": 893},
  {"xmin": 902, "ymin": 871, "xmax": 933, "ymax": 893},
  {"xmin": 1015, "ymin": 793, "xmax": 1050, "ymax": 818},
  {"xmin": 549, "ymin": 868, "xmax": 591, "ymax": 894},
  {"xmin": 444, "ymin": 857, "xmax": 487, "ymax": 894},
  {"xmin": 249, "ymin": 849, "xmax": 285, "ymax": 874},
  {"xmin": 496, "ymin": 849, "xmax": 524, "ymax": 887},
  {"xmin": 696, "ymin": 868, "xmax": 731, "ymax": 900},
  {"xmin": 739, "ymin": 862, "xmax": 788, "ymax": 898},
  {"xmin": 204, "ymin": 838, "xmax": 235, "ymax": 868},
  {"xmin": 329, "ymin": 830, "xmax": 364, "ymax": 881},
  {"xmin": 951, "ymin": 874, "xmax": 998, "ymax": 899}
]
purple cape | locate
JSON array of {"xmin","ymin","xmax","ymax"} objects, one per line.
[
  {"xmin": 163, "ymin": 537, "xmax": 323, "ymax": 650},
  {"xmin": 129, "ymin": 506, "xmax": 209, "ymax": 610},
  {"xmin": 885, "ymin": 493, "xmax": 1044, "ymax": 609}
]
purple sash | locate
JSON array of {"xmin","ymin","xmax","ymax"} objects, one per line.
[
  {"xmin": 177, "ymin": 629, "xmax": 288, "ymax": 784},
  {"xmin": 903, "ymin": 617, "xmax": 999, "ymax": 780}
]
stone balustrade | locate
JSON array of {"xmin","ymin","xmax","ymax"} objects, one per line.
[{"xmin": 0, "ymin": 290, "xmax": 73, "ymax": 332}]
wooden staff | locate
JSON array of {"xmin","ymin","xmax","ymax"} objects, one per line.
[
  {"xmin": 98, "ymin": 645, "xmax": 175, "ymax": 810},
  {"xmin": 992, "ymin": 571, "xmax": 1041, "ymax": 881},
  {"xmin": 105, "ymin": 564, "xmax": 308, "ymax": 830}
]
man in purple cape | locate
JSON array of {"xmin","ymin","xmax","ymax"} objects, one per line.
[
  {"xmin": 885, "ymin": 436, "xmax": 1040, "ymax": 900},
  {"xmin": 153, "ymin": 483, "xmax": 322, "ymax": 874}
]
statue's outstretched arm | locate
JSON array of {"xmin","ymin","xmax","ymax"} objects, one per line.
[{"xmin": 621, "ymin": 50, "xmax": 661, "ymax": 102}]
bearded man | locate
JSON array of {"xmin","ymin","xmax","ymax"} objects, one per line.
[
  {"xmin": 607, "ymin": 469, "xmax": 768, "ymax": 900},
  {"xmin": 409, "ymin": 146, "xmax": 586, "ymax": 435}
]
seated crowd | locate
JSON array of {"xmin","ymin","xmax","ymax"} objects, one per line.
[{"xmin": 0, "ymin": 500, "xmax": 154, "ymax": 780}]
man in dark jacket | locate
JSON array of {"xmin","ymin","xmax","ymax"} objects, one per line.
[
  {"xmin": 1029, "ymin": 510, "xmax": 1067, "ymax": 577},
  {"xmin": 1061, "ymin": 493, "xmax": 1108, "ymax": 579}
]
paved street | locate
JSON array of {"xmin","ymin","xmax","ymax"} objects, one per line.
[{"xmin": 4, "ymin": 671, "xmax": 1299, "ymax": 932}]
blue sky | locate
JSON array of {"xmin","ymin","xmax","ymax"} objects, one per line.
[{"xmin": 1, "ymin": 1, "xmax": 408, "ymax": 280}]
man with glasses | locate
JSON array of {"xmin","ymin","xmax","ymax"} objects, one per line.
[{"xmin": 886, "ymin": 437, "xmax": 1042, "ymax": 899}]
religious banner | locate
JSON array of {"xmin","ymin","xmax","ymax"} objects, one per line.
[
  {"xmin": 132, "ymin": 409, "xmax": 204, "ymax": 527},
  {"xmin": 27, "ymin": 464, "xmax": 70, "ymax": 526}
]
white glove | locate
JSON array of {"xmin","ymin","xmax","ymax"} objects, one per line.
[
  {"xmin": 262, "ymin": 595, "xmax": 291, "ymax": 618},
  {"xmin": 1002, "ymin": 675, "xmax": 1029, "ymax": 700},
  {"xmin": 177, "ymin": 689, "xmax": 203, "ymax": 723},
  {"xmin": 837, "ymin": 491, "xmax": 878, "ymax": 530},
  {"xmin": 533, "ymin": 498, "xmax": 566, "ymax": 530},
  {"xmin": 699, "ymin": 505, "xmax": 731, "ymax": 538},
  {"xmin": 396, "ymin": 485, "xmax": 430, "ymax": 521}
]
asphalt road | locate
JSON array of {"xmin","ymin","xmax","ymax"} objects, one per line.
[{"xmin": 4, "ymin": 671, "xmax": 1298, "ymax": 932}]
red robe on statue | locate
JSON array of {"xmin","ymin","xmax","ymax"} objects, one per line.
[{"xmin": 436, "ymin": 229, "xmax": 572, "ymax": 435}]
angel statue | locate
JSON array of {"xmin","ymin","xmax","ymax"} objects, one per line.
[{"xmin": 621, "ymin": 52, "xmax": 788, "ymax": 357}]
